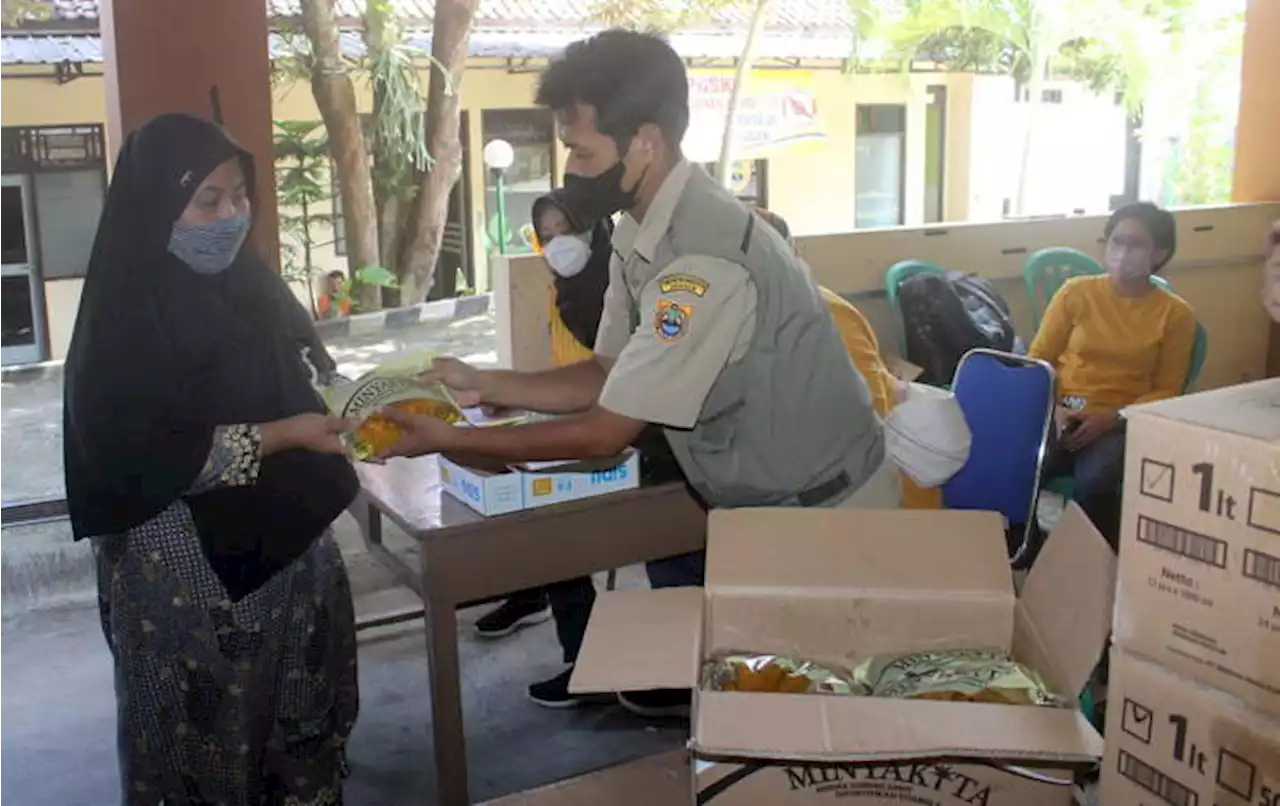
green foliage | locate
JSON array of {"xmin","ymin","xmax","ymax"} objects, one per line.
[
  {"xmin": 1156, "ymin": 1, "xmax": 1243, "ymax": 207},
  {"xmin": 866, "ymin": 0, "xmax": 1169, "ymax": 113},
  {"xmin": 274, "ymin": 120, "xmax": 334, "ymax": 314},
  {"xmin": 1, "ymin": 0, "xmax": 50, "ymax": 25}
]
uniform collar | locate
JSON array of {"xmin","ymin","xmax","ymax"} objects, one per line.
[{"xmin": 611, "ymin": 159, "xmax": 693, "ymax": 263}]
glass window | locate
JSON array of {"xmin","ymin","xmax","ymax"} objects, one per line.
[
  {"xmin": 1, "ymin": 275, "xmax": 36, "ymax": 348},
  {"xmin": 481, "ymin": 109, "xmax": 555, "ymax": 255},
  {"xmin": 35, "ymin": 169, "xmax": 104, "ymax": 280},
  {"xmin": 2, "ymin": 185, "xmax": 29, "ymax": 265},
  {"xmin": 855, "ymin": 105, "xmax": 906, "ymax": 229}
]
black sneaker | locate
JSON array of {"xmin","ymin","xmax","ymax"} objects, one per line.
[
  {"xmin": 617, "ymin": 689, "xmax": 692, "ymax": 719},
  {"xmin": 527, "ymin": 668, "xmax": 587, "ymax": 709},
  {"xmin": 474, "ymin": 595, "xmax": 550, "ymax": 638}
]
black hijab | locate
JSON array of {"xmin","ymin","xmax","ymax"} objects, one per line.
[
  {"xmin": 532, "ymin": 190, "xmax": 613, "ymax": 350},
  {"xmin": 63, "ymin": 113, "xmax": 358, "ymax": 601}
]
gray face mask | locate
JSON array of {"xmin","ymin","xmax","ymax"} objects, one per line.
[{"xmin": 168, "ymin": 214, "xmax": 250, "ymax": 275}]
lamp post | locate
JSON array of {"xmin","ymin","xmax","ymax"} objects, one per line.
[{"xmin": 482, "ymin": 138, "xmax": 515, "ymax": 255}]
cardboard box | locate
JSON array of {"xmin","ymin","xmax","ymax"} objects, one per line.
[
  {"xmin": 570, "ymin": 503, "xmax": 1116, "ymax": 805},
  {"xmin": 1100, "ymin": 649, "xmax": 1280, "ymax": 806},
  {"xmin": 480, "ymin": 750, "xmax": 690, "ymax": 805},
  {"xmin": 438, "ymin": 451, "xmax": 640, "ymax": 516},
  {"xmin": 1115, "ymin": 379, "xmax": 1280, "ymax": 716}
]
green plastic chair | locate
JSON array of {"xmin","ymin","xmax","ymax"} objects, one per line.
[
  {"xmin": 884, "ymin": 259, "xmax": 947, "ymax": 354},
  {"xmin": 1025, "ymin": 247, "xmax": 1178, "ymax": 330},
  {"xmin": 1023, "ymin": 248, "xmax": 1104, "ymax": 330}
]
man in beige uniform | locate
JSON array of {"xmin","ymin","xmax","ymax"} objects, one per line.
[{"xmin": 378, "ymin": 28, "xmax": 890, "ymax": 715}]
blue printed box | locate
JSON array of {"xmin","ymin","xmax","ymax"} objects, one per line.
[{"xmin": 438, "ymin": 451, "xmax": 640, "ymax": 516}]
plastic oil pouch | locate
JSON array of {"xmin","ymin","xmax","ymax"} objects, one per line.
[
  {"xmin": 320, "ymin": 352, "xmax": 464, "ymax": 461},
  {"xmin": 851, "ymin": 648, "xmax": 1062, "ymax": 707},
  {"xmin": 703, "ymin": 653, "xmax": 858, "ymax": 695}
]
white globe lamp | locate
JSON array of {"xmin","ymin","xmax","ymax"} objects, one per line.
[{"xmin": 483, "ymin": 139, "xmax": 515, "ymax": 254}]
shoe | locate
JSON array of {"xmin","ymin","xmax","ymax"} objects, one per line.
[
  {"xmin": 474, "ymin": 595, "xmax": 550, "ymax": 638},
  {"xmin": 617, "ymin": 689, "xmax": 692, "ymax": 719},
  {"xmin": 527, "ymin": 668, "xmax": 587, "ymax": 709}
]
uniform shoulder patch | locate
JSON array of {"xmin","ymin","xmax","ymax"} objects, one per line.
[
  {"xmin": 658, "ymin": 273, "xmax": 710, "ymax": 297},
  {"xmin": 654, "ymin": 298, "xmax": 693, "ymax": 341}
]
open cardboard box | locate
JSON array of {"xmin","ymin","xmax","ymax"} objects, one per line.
[{"xmin": 571, "ymin": 503, "xmax": 1116, "ymax": 805}]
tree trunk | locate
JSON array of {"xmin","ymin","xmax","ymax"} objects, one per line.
[
  {"xmin": 1013, "ymin": 43, "xmax": 1049, "ymax": 216},
  {"xmin": 398, "ymin": 0, "xmax": 479, "ymax": 305},
  {"xmin": 363, "ymin": 1, "xmax": 408, "ymax": 290},
  {"xmin": 300, "ymin": 0, "xmax": 381, "ymax": 311},
  {"xmin": 715, "ymin": 0, "xmax": 771, "ymax": 189}
]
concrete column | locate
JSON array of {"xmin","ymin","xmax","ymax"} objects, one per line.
[
  {"xmin": 101, "ymin": 0, "xmax": 280, "ymax": 265},
  {"xmin": 1232, "ymin": 0, "xmax": 1280, "ymax": 375}
]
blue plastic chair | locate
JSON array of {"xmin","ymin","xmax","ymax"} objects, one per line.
[
  {"xmin": 943, "ymin": 349, "xmax": 1057, "ymax": 568},
  {"xmin": 884, "ymin": 259, "xmax": 947, "ymax": 354}
]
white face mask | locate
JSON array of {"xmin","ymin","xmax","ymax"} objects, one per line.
[
  {"xmin": 1105, "ymin": 243, "xmax": 1153, "ymax": 282},
  {"xmin": 542, "ymin": 234, "xmax": 591, "ymax": 278}
]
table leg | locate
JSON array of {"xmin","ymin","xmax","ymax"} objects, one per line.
[
  {"xmin": 423, "ymin": 586, "xmax": 468, "ymax": 805},
  {"xmin": 365, "ymin": 499, "xmax": 383, "ymax": 547}
]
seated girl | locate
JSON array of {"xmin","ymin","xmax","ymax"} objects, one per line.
[{"xmin": 1030, "ymin": 202, "xmax": 1197, "ymax": 543}]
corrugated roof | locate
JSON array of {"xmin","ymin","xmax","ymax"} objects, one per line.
[
  {"xmin": 39, "ymin": 0, "xmax": 854, "ymax": 32},
  {"xmin": 2, "ymin": 29, "xmax": 852, "ymax": 65},
  {"xmin": 1, "ymin": 34, "xmax": 102, "ymax": 64}
]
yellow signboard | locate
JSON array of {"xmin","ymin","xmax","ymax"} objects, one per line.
[{"xmin": 684, "ymin": 70, "xmax": 826, "ymax": 162}]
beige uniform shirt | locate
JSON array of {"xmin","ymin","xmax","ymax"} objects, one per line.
[{"xmin": 594, "ymin": 162, "xmax": 759, "ymax": 430}]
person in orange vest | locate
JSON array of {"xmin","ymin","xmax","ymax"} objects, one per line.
[{"xmin": 316, "ymin": 270, "xmax": 351, "ymax": 320}]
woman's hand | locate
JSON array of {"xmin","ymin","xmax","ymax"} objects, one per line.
[
  {"xmin": 419, "ymin": 357, "xmax": 488, "ymax": 408},
  {"xmin": 1063, "ymin": 409, "xmax": 1120, "ymax": 452},
  {"xmin": 371, "ymin": 407, "xmax": 462, "ymax": 461},
  {"xmin": 260, "ymin": 413, "xmax": 355, "ymax": 456}
]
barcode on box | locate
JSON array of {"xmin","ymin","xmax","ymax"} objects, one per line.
[
  {"xmin": 1243, "ymin": 549, "xmax": 1280, "ymax": 589},
  {"xmin": 1117, "ymin": 750, "xmax": 1199, "ymax": 806},
  {"xmin": 1137, "ymin": 516, "xmax": 1228, "ymax": 568}
]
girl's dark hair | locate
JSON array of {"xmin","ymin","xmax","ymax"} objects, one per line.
[{"xmin": 1105, "ymin": 202, "xmax": 1177, "ymax": 272}]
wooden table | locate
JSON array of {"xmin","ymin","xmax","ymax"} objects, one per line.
[{"xmin": 351, "ymin": 457, "xmax": 707, "ymax": 806}]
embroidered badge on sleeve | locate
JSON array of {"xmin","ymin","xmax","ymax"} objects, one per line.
[
  {"xmin": 654, "ymin": 298, "xmax": 693, "ymax": 341},
  {"xmin": 658, "ymin": 274, "xmax": 710, "ymax": 297}
]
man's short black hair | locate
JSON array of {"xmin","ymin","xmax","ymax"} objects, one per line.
[
  {"xmin": 536, "ymin": 29, "xmax": 690, "ymax": 153},
  {"xmin": 1105, "ymin": 202, "xmax": 1177, "ymax": 272},
  {"xmin": 327, "ymin": 270, "xmax": 345, "ymax": 281}
]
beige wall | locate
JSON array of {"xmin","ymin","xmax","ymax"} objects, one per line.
[
  {"xmin": 501, "ymin": 203, "xmax": 1280, "ymax": 392},
  {"xmin": 4, "ymin": 61, "xmax": 950, "ymax": 349}
]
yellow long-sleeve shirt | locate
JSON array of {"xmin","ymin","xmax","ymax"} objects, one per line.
[
  {"xmin": 1028, "ymin": 275, "xmax": 1197, "ymax": 410},
  {"xmin": 820, "ymin": 287, "xmax": 941, "ymax": 510}
]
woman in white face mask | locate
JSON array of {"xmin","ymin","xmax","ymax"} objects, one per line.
[
  {"xmin": 472, "ymin": 190, "xmax": 685, "ymax": 708},
  {"xmin": 1029, "ymin": 202, "xmax": 1196, "ymax": 544}
]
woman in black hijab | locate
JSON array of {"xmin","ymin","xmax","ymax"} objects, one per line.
[{"xmin": 64, "ymin": 114, "xmax": 360, "ymax": 805}]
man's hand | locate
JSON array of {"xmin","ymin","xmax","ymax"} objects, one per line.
[
  {"xmin": 420, "ymin": 357, "xmax": 488, "ymax": 408},
  {"xmin": 1063, "ymin": 409, "xmax": 1120, "ymax": 452},
  {"xmin": 371, "ymin": 408, "xmax": 462, "ymax": 461}
]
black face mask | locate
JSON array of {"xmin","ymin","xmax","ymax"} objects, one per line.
[{"xmin": 563, "ymin": 160, "xmax": 646, "ymax": 222}]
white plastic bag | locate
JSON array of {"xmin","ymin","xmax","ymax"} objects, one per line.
[{"xmin": 883, "ymin": 383, "xmax": 971, "ymax": 488}]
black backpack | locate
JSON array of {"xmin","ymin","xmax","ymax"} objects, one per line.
[{"xmin": 898, "ymin": 271, "xmax": 1018, "ymax": 386}]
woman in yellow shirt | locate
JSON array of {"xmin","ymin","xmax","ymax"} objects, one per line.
[{"xmin": 1030, "ymin": 202, "xmax": 1196, "ymax": 541}]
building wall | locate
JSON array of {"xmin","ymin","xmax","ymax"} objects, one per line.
[{"xmin": 4, "ymin": 61, "xmax": 965, "ymax": 359}]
